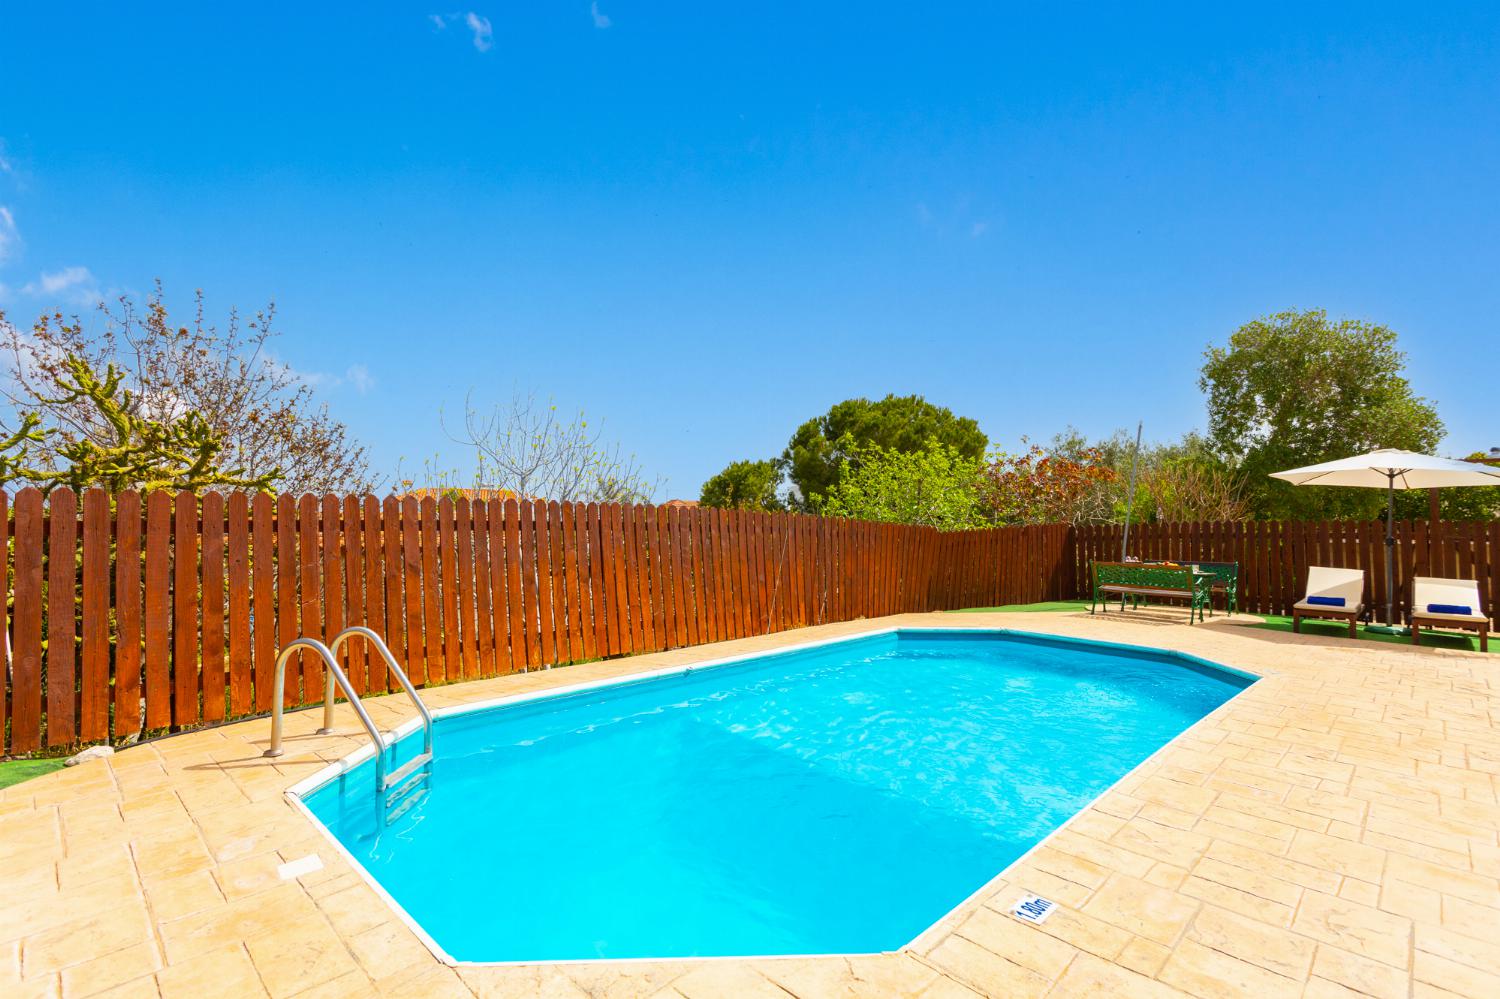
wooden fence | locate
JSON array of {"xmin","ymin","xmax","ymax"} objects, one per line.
[
  {"xmin": 7, "ymin": 486, "xmax": 1494, "ymax": 755},
  {"xmin": 0, "ymin": 488, "xmax": 1069, "ymax": 752},
  {"xmin": 1071, "ymin": 519, "xmax": 1500, "ymax": 622}
]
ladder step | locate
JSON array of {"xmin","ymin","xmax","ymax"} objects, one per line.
[
  {"xmin": 385, "ymin": 768, "xmax": 430, "ymax": 809},
  {"xmin": 382, "ymin": 752, "xmax": 432, "ymax": 791},
  {"xmin": 385, "ymin": 786, "xmax": 427, "ymax": 823}
]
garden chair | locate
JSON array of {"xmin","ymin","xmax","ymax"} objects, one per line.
[
  {"xmin": 1292, "ymin": 566, "xmax": 1365, "ymax": 638},
  {"xmin": 1411, "ymin": 576, "xmax": 1489, "ymax": 652}
]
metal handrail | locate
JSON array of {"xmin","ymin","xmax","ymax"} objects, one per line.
[
  {"xmin": 328, "ymin": 626, "xmax": 434, "ymax": 761},
  {"xmin": 263, "ymin": 629, "xmax": 434, "ymax": 797},
  {"xmin": 263, "ymin": 638, "xmax": 391, "ymax": 787}
]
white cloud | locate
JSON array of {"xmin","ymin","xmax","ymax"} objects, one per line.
[
  {"xmin": 464, "ymin": 12, "xmax": 493, "ymax": 51},
  {"xmin": 0, "ymin": 142, "xmax": 13, "ymax": 176},
  {"xmin": 26, "ymin": 265, "xmax": 94, "ymax": 296},
  {"xmin": 345, "ymin": 364, "xmax": 375, "ymax": 394},
  {"xmin": 0, "ymin": 205, "xmax": 19, "ymax": 263},
  {"xmin": 429, "ymin": 12, "xmax": 492, "ymax": 51},
  {"xmin": 591, "ymin": 2, "xmax": 612, "ymax": 28},
  {"xmin": 265, "ymin": 354, "xmax": 375, "ymax": 395}
]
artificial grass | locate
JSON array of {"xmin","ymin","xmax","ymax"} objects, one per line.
[
  {"xmin": 0, "ymin": 758, "xmax": 67, "ymax": 790},
  {"xmin": 948, "ymin": 600, "xmax": 1091, "ymax": 614},
  {"xmin": 1242, "ymin": 614, "xmax": 1493, "ymax": 653}
]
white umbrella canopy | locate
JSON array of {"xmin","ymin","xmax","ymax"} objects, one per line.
[
  {"xmin": 1269, "ymin": 448, "xmax": 1500, "ymax": 489},
  {"xmin": 1270, "ymin": 448, "xmax": 1500, "ymax": 628}
]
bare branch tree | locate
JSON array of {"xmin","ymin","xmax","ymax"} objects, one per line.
[
  {"xmin": 1, "ymin": 284, "xmax": 376, "ymax": 494},
  {"xmin": 439, "ymin": 390, "xmax": 663, "ymax": 503}
]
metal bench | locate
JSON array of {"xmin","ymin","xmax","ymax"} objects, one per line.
[{"xmin": 1089, "ymin": 561, "xmax": 1212, "ymax": 624}]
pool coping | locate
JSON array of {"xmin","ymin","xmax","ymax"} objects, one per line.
[{"xmin": 283, "ymin": 625, "xmax": 1262, "ymax": 969}]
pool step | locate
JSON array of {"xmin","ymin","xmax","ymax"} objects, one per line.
[
  {"xmin": 385, "ymin": 768, "xmax": 430, "ymax": 809},
  {"xmin": 383, "ymin": 751, "xmax": 433, "ymax": 791}
]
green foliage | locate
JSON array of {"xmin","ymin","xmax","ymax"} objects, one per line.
[
  {"xmin": 699, "ymin": 458, "xmax": 786, "ymax": 511},
  {"xmin": 817, "ymin": 439, "xmax": 986, "ymax": 530},
  {"xmin": 0, "ymin": 354, "xmax": 279, "ymax": 494},
  {"xmin": 782, "ymin": 394, "xmax": 987, "ymax": 509},
  {"xmin": 1200, "ymin": 309, "xmax": 1444, "ymax": 520}
]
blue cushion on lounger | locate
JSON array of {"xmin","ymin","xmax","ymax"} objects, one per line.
[
  {"xmin": 1427, "ymin": 603, "xmax": 1473, "ymax": 615},
  {"xmin": 1306, "ymin": 595, "xmax": 1345, "ymax": 607}
]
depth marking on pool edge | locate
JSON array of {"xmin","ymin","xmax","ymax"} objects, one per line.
[{"xmin": 1012, "ymin": 895, "xmax": 1056, "ymax": 925}]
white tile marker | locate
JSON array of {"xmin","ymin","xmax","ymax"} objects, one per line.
[{"xmin": 1012, "ymin": 894, "xmax": 1056, "ymax": 925}]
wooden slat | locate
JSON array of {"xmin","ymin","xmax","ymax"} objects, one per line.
[
  {"xmin": 115, "ymin": 491, "xmax": 143, "ymax": 737},
  {"xmin": 656, "ymin": 506, "xmax": 676, "ymax": 647},
  {"xmin": 251, "ymin": 494, "xmax": 276, "ymax": 711},
  {"xmin": 437, "ymin": 497, "xmax": 461, "ymax": 682},
  {"xmin": 363, "ymin": 496, "xmax": 387, "ymax": 689},
  {"xmin": 80, "ymin": 489, "xmax": 111, "ymax": 741},
  {"xmin": 471, "ymin": 500, "xmax": 495, "ymax": 675},
  {"xmin": 575, "ymin": 501, "xmax": 601, "ymax": 662},
  {"xmin": 623, "ymin": 505, "xmax": 646, "ymax": 652},
  {"xmin": 200, "ymin": 491, "xmax": 226, "ymax": 724},
  {"xmin": 298, "ymin": 495, "xmax": 323, "ymax": 703},
  {"xmin": 504, "ymin": 499, "xmax": 528, "ymax": 670},
  {"xmin": 316, "ymin": 492, "xmax": 343, "ymax": 699},
  {"xmin": 455, "ymin": 498, "xmax": 478, "ymax": 679},
  {"xmin": 46, "ymin": 488, "xmax": 79, "ymax": 744},
  {"xmin": 402, "ymin": 496, "xmax": 425, "ymax": 685},
  {"xmin": 227, "ymin": 493, "xmax": 252, "ymax": 717},
  {"xmin": 608, "ymin": 504, "xmax": 631, "ymax": 655},
  {"xmin": 380, "ymin": 495, "xmax": 404, "ymax": 690},
  {"xmin": 170, "ymin": 491, "xmax": 199, "ymax": 728},
  {"xmin": 10, "ymin": 489, "xmax": 44, "ymax": 751},
  {"xmin": 559, "ymin": 501, "xmax": 586, "ymax": 662},
  {"xmin": 593, "ymin": 503, "xmax": 618, "ymax": 656},
  {"xmin": 488, "ymin": 497, "xmax": 513, "ymax": 671},
  {"xmin": 275, "ymin": 495, "xmax": 300, "ymax": 705},
  {"xmin": 343, "ymin": 495, "xmax": 365, "ymax": 691},
  {"xmin": 518, "ymin": 501, "xmax": 542, "ymax": 668},
  {"xmin": 548, "ymin": 501, "xmax": 569, "ymax": 664},
  {"xmin": 633, "ymin": 505, "xmax": 656, "ymax": 651},
  {"xmin": 532, "ymin": 500, "xmax": 557, "ymax": 666},
  {"xmin": 420, "ymin": 497, "xmax": 443, "ymax": 682}
]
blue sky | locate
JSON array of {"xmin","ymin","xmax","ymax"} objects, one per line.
[{"xmin": 2, "ymin": 3, "xmax": 1497, "ymax": 497}]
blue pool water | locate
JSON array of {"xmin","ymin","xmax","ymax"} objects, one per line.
[{"xmin": 301, "ymin": 629, "xmax": 1251, "ymax": 963}]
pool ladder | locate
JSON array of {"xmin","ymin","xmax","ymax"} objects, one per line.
[{"xmin": 264, "ymin": 627, "xmax": 434, "ymax": 821}]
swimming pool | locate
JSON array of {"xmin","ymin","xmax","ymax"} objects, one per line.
[{"xmin": 295, "ymin": 628, "xmax": 1253, "ymax": 964}]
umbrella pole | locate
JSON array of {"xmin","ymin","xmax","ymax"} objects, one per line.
[
  {"xmin": 1368, "ymin": 474, "xmax": 1407, "ymax": 634},
  {"xmin": 1385, "ymin": 478, "xmax": 1396, "ymax": 626}
]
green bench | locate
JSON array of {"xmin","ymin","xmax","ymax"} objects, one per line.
[{"xmin": 1089, "ymin": 561, "xmax": 1213, "ymax": 624}]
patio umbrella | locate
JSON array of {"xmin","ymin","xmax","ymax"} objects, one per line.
[{"xmin": 1270, "ymin": 449, "xmax": 1500, "ymax": 627}]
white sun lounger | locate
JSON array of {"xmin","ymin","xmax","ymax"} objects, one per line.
[
  {"xmin": 1292, "ymin": 566, "xmax": 1365, "ymax": 638},
  {"xmin": 1411, "ymin": 576, "xmax": 1489, "ymax": 652}
]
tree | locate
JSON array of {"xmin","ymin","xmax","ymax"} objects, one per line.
[
  {"xmin": 980, "ymin": 441, "xmax": 1118, "ymax": 525},
  {"xmin": 782, "ymin": 394, "xmax": 987, "ymax": 509},
  {"xmin": 818, "ymin": 439, "xmax": 986, "ymax": 530},
  {"xmin": 439, "ymin": 390, "xmax": 662, "ymax": 503},
  {"xmin": 1, "ymin": 286, "xmax": 375, "ymax": 494},
  {"xmin": 699, "ymin": 459, "xmax": 786, "ymax": 511},
  {"xmin": 1200, "ymin": 310, "xmax": 1444, "ymax": 519},
  {"xmin": 0, "ymin": 354, "xmax": 277, "ymax": 494},
  {"xmin": 1142, "ymin": 456, "xmax": 1249, "ymax": 523}
]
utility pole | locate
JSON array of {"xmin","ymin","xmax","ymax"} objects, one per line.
[{"xmin": 1120, "ymin": 421, "xmax": 1143, "ymax": 561}]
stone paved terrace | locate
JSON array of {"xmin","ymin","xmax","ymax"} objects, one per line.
[{"xmin": 3, "ymin": 609, "xmax": 1499, "ymax": 999}]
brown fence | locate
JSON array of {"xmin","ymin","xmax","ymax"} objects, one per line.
[
  {"xmin": 1071, "ymin": 519, "xmax": 1500, "ymax": 622},
  {"xmin": 0, "ymin": 488, "xmax": 1069, "ymax": 753},
  {"xmin": 8, "ymin": 487, "xmax": 1495, "ymax": 755}
]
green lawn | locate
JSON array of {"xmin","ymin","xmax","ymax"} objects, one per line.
[
  {"xmin": 1243, "ymin": 613, "xmax": 1492, "ymax": 653},
  {"xmin": 0, "ymin": 758, "xmax": 67, "ymax": 790},
  {"xmin": 948, "ymin": 600, "xmax": 1092, "ymax": 614}
]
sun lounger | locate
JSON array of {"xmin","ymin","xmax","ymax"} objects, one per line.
[
  {"xmin": 1411, "ymin": 576, "xmax": 1489, "ymax": 652},
  {"xmin": 1292, "ymin": 567, "xmax": 1365, "ymax": 638}
]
